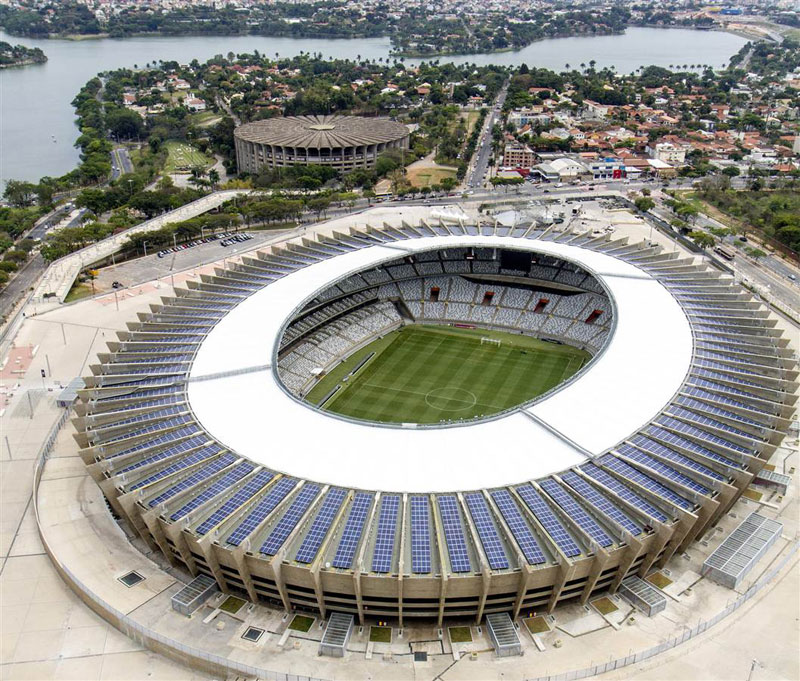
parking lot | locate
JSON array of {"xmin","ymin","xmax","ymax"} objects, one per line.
[{"xmin": 93, "ymin": 229, "xmax": 287, "ymax": 294}]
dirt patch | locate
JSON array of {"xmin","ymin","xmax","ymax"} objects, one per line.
[
  {"xmin": 646, "ymin": 571, "xmax": 673, "ymax": 589},
  {"xmin": 523, "ymin": 616, "xmax": 550, "ymax": 634},
  {"xmin": 591, "ymin": 597, "xmax": 619, "ymax": 615}
]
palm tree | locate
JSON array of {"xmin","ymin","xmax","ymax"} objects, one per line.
[{"xmin": 208, "ymin": 168, "xmax": 220, "ymax": 189}]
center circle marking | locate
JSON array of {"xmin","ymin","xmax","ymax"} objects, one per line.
[{"xmin": 424, "ymin": 387, "xmax": 478, "ymax": 412}]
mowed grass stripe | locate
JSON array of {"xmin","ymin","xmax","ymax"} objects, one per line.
[{"xmin": 321, "ymin": 326, "xmax": 590, "ymax": 424}]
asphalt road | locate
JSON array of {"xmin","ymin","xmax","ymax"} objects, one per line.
[
  {"xmin": 110, "ymin": 147, "xmax": 134, "ymax": 180},
  {"xmin": 0, "ymin": 254, "xmax": 46, "ymax": 320},
  {"xmin": 466, "ymin": 84, "xmax": 508, "ymax": 190}
]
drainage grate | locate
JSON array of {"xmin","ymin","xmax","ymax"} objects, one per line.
[
  {"xmin": 242, "ymin": 626, "xmax": 264, "ymax": 642},
  {"xmin": 414, "ymin": 651, "xmax": 428, "ymax": 662},
  {"xmin": 118, "ymin": 571, "xmax": 145, "ymax": 587}
]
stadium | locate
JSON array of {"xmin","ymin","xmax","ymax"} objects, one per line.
[
  {"xmin": 234, "ymin": 114, "xmax": 411, "ymax": 173},
  {"xmin": 73, "ymin": 218, "xmax": 796, "ymax": 632}
]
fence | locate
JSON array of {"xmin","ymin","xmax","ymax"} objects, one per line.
[
  {"xmin": 30, "ymin": 410, "xmax": 798, "ymax": 681},
  {"xmin": 526, "ymin": 541, "xmax": 799, "ymax": 681}
]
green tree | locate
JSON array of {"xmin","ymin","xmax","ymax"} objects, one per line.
[
  {"xmin": 689, "ymin": 231, "xmax": 715, "ymax": 249},
  {"xmin": 634, "ymin": 196, "xmax": 655, "ymax": 212},
  {"xmin": 3, "ymin": 180, "xmax": 37, "ymax": 207}
]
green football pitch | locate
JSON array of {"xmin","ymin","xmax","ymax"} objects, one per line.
[{"xmin": 305, "ymin": 325, "xmax": 590, "ymax": 424}]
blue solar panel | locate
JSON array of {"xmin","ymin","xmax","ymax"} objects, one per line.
[
  {"xmin": 632, "ymin": 433, "xmax": 726, "ymax": 480},
  {"xmin": 331, "ymin": 492, "xmax": 373, "ymax": 569},
  {"xmin": 168, "ymin": 461, "xmax": 254, "ymax": 520},
  {"xmin": 658, "ymin": 415, "xmax": 753, "ymax": 455},
  {"xmin": 516, "ymin": 485, "xmax": 581, "ymax": 557},
  {"xmin": 295, "ymin": 488, "xmax": 347, "ymax": 564},
  {"xmin": 599, "ymin": 456, "xmax": 693, "ymax": 511},
  {"xmin": 616, "ymin": 443, "xmax": 710, "ymax": 495},
  {"xmin": 371, "ymin": 495, "xmax": 399, "ymax": 573},
  {"xmin": 464, "ymin": 493, "xmax": 509, "ymax": 570},
  {"xmin": 195, "ymin": 469, "xmax": 274, "ymax": 535},
  {"xmin": 118, "ymin": 435, "xmax": 207, "ymax": 474},
  {"xmin": 410, "ymin": 496, "xmax": 431, "ymax": 574},
  {"xmin": 561, "ymin": 471, "xmax": 641, "ymax": 536},
  {"xmin": 104, "ymin": 415, "xmax": 193, "ymax": 444},
  {"xmin": 108, "ymin": 426, "xmax": 199, "ymax": 460},
  {"xmin": 100, "ymin": 405, "xmax": 184, "ymax": 431},
  {"xmin": 649, "ymin": 423, "xmax": 743, "ymax": 470},
  {"xmin": 539, "ymin": 479, "xmax": 612, "ymax": 548},
  {"xmin": 490, "ymin": 490, "xmax": 546, "ymax": 565},
  {"xmin": 436, "ymin": 496, "xmax": 471, "ymax": 573},
  {"xmin": 581, "ymin": 463, "xmax": 668, "ymax": 523},
  {"xmin": 686, "ymin": 377, "xmax": 771, "ymax": 410},
  {"xmin": 260, "ymin": 484, "xmax": 321, "ymax": 555},
  {"xmin": 675, "ymin": 396, "xmax": 764, "ymax": 428},
  {"xmin": 148, "ymin": 452, "xmax": 238, "ymax": 508},
  {"xmin": 227, "ymin": 477, "xmax": 298, "ymax": 546},
  {"xmin": 129, "ymin": 445, "xmax": 220, "ymax": 490}
]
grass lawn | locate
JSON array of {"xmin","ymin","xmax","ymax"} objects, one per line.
[
  {"xmin": 191, "ymin": 111, "xmax": 224, "ymax": 127},
  {"xmin": 449, "ymin": 626, "xmax": 473, "ymax": 643},
  {"xmin": 369, "ymin": 626, "xmax": 392, "ymax": 643},
  {"xmin": 646, "ymin": 572, "xmax": 673, "ymax": 590},
  {"xmin": 219, "ymin": 596, "xmax": 246, "ymax": 614},
  {"xmin": 407, "ymin": 165, "xmax": 457, "ymax": 188},
  {"xmin": 288, "ymin": 615, "xmax": 315, "ymax": 632},
  {"xmin": 591, "ymin": 597, "xmax": 619, "ymax": 615},
  {"xmin": 463, "ymin": 110, "xmax": 481, "ymax": 136},
  {"xmin": 64, "ymin": 282, "xmax": 94, "ymax": 303},
  {"xmin": 311, "ymin": 325, "xmax": 589, "ymax": 424},
  {"xmin": 523, "ymin": 616, "xmax": 550, "ymax": 634},
  {"xmin": 164, "ymin": 141, "xmax": 214, "ymax": 173}
]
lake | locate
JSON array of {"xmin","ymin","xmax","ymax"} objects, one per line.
[{"xmin": 0, "ymin": 27, "xmax": 747, "ymax": 185}]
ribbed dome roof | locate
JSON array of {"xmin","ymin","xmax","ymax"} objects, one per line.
[{"xmin": 234, "ymin": 115, "xmax": 409, "ymax": 149}]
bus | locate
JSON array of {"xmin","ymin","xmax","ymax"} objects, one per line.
[{"xmin": 714, "ymin": 244, "xmax": 736, "ymax": 261}]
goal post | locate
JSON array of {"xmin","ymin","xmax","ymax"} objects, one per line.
[{"xmin": 480, "ymin": 337, "xmax": 501, "ymax": 348}]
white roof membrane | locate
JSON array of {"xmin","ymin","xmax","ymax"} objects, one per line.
[{"xmin": 187, "ymin": 235, "xmax": 694, "ymax": 493}]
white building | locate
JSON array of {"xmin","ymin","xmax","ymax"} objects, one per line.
[{"xmin": 650, "ymin": 142, "xmax": 686, "ymax": 165}]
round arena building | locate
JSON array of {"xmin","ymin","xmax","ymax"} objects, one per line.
[
  {"xmin": 74, "ymin": 218, "xmax": 795, "ymax": 628},
  {"xmin": 234, "ymin": 114, "xmax": 410, "ymax": 174}
]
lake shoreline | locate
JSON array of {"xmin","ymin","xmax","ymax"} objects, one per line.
[
  {"xmin": 2, "ymin": 23, "xmax": 755, "ymax": 59},
  {"xmin": 0, "ymin": 26, "xmax": 749, "ymax": 184}
]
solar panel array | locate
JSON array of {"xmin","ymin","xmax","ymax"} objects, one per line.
[
  {"xmin": 410, "ymin": 496, "xmax": 431, "ymax": 574},
  {"xmin": 581, "ymin": 463, "xmax": 668, "ymax": 523},
  {"xmin": 295, "ymin": 488, "xmax": 347, "ymax": 564},
  {"xmin": 371, "ymin": 495, "xmax": 400, "ymax": 573},
  {"xmin": 195, "ymin": 469, "xmax": 274, "ymax": 535},
  {"xmin": 674, "ymin": 396, "xmax": 763, "ymax": 429},
  {"xmin": 118, "ymin": 435, "xmax": 208, "ymax": 474},
  {"xmin": 331, "ymin": 493, "xmax": 373, "ymax": 569},
  {"xmin": 561, "ymin": 471, "xmax": 641, "ymax": 536},
  {"xmin": 658, "ymin": 415, "xmax": 752, "ymax": 455},
  {"xmin": 436, "ymin": 496, "xmax": 472, "ymax": 573},
  {"xmin": 489, "ymin": 489, "xmax": 546, "ymax": 565},
  {"xmin": 539, "ymin": 479, "xmax": 612, "ymax": 548},
  {"xmin": 129, "ymin": 445, "xmax": 220, "ymax": 491},
  {"xmin": 599, "ymin": 456, "xmax": 693, "ymax": 511},
  {"xmin": 616, "ymin": 443, "xmax": 710, "ymax": 494},
  {"xmin": 516, "ymin": 485, "xmax": 581, "ymax": 557},
  {"xmin": 227, "ymin": 477, "xmax": 298, "ymax": 546},
  {"xmin": 260, "ymin": 483, "xmax": 321, "ymax": 556},
  {"xmin": 169, "ymin": 461, "xmax": 254, "ymax": 521},
  {"xmin": 630, "ymin": 434, "xmax": 724, "ymax": 480},
  {"xmin": 464, "ymin": 493, "xmax": 509, "ymax": 570},
  {"xmin": 147, "ymin": 452, "xmax": 237, "ymax": 508}
]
